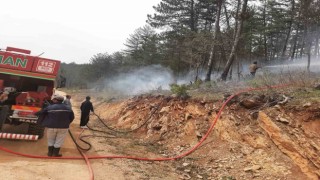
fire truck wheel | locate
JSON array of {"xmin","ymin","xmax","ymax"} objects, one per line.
[
  {"xmin": 0, "ymin": 105, "xmax": 9, "ymax": 131},
  {"xmin": 28, "ymin": 124, "xmax": 45, "ymax": 139}
]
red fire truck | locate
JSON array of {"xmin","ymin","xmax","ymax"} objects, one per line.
[{"xmin": 0, "ymin": 47, "xmax": 61, "ymax": 140}]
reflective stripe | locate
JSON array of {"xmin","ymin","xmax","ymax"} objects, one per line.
[
  {"xmin": 12, "ymin": 105, "xmax": 41, "ymax": 111},
  {"xmin": 0, "ymin": 133, "xmax": 38, "ymax": 140},
  {"xmin": 48, "ymin": 110, "xmax": 72, "ymax": 113}
]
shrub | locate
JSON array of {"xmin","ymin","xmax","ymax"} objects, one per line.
[{"xmin": 170, "ymin": 84, "xmax": 189, "ymax": 98}]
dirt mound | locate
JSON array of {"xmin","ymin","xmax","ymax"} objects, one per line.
[{"xmin": 88, "ymin": 91, "xmax": 320, "ymax": 179}]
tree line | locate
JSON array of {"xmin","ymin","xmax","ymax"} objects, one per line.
[{"xmin": 60, "ymin": 0, "xmax": 320, "ymax": 88}]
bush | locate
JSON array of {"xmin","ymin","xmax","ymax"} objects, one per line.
[{"xmin": 170, "ymin": 84, "xmax": 189, "ymax": 98}]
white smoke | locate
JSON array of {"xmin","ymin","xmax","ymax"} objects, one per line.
[
  {"xmin": 263, "ymin": 56, "xmax": 320, "ymax": 73},
  {"xmin": 103, "ymin": 65, "xmax": 176, "ymax": 95},
  {"xmin": 97, "ymin": 56, "xmax": 320, "ymax": 96}
]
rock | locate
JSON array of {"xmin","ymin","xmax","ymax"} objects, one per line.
[
  {"xmin": 278, "ymin": 95, "xmax": 290, "ymax": 105},
  {"xmin": 206, "ymin": 167, "xmax": 212, "ymax": 172},
  {"xmin": 179, "ymin": 173, "xmax": 191, "ymax": 180},
  {"xmin": 196, "ymin": 131, "xmax": 202, "ymax": 140},
  {"xmin": 185, "ymin": 113, "xmax": 192, "ymax": 120},
  {"xmin": 244, "ymin": 165, "xmax": 262, "ymax": 172},
  {"xmin": 274, "ymin": 105, "xmax": 282, "ymax": 111},
  {"xmin": 244, "ymin": 167, "xmax": 251, "ymax": 172},
  {"xmin": 303, "ymin": 102, "xmax": 312, "ymax": 107},
  {"xmin": 131, "ymin": 124, "xmax": 138, "ymax": 130},
  {"xmin": 196, "ymin": 174, "xmax": 203, "ymax": 179},
  {"xmin": 160, "ymin": 106, "xmax": 170, "ymax": 113},
  {"xmin": 240, "ymin": 99, "xmax": 263, "ymax": 109},
  {"xmin": 253, "ymin": 173, "xmax": 260, "ymax": 178},
  {"xmin": 182, "ymin": 163, "xmax": 190, "ymax": 167},
  {"xmin": 250, "ymin": 111, "xmax": 259, "ymax": 119},
  {"xmin": 241, "ymin": 146, "xmax": 254, "ymax": 155},
  {"xmin": 252, "ymin": 165, "xmax": 262, "ymax": 171},
  {"xmin": 277, "ymin": 117, "xmax": 290, "ymax": 124},
  {"xmin": 212, "ymin": 165, "xmax": 219, "ymax": 169}
]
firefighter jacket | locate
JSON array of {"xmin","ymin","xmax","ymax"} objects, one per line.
[
  {"xmin": 37, "ymin": 103, "xmax": 74, "ymax": 128},
  {"xmin": 80, "ymin": 100, "xmax": 94, "ymax": 114},
  {"xmin": 249, "ymin": 64, "xmax": 259, "ymax": 73}
]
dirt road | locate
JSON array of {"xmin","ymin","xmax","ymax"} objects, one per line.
[{"xmin": 0, "ymin": 93, "xmax": 128, "ymax": 180}]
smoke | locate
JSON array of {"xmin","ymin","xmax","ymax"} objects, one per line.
[
  {"xmin": 102, "ymin": 65, "xmax": 176, "ymax": 95},
  {"xmin": 96, "ymin": 56, "xmax": 320, "ymax": 96},
  {"xmin": 263, "ymin": 56, "xmax": 320, "ymax": 73}
]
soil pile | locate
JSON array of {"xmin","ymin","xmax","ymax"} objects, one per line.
[{"xmin": 83, "ymin": 87, "xmax": 320, "ymax": 179}]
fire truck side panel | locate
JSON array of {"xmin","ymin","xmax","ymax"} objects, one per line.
[
  {"xmin": 0, "ymin": 51, "xmax": 34, "ymax": 71},
  {"xmin": 32, "ymin": 57, "xmax": 60, "ymax": 75}
]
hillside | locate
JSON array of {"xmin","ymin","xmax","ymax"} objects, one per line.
[
  {"xmin": 1, "ymin": 77, "xmax": 320, "ymax": 180},
  {"xmin": 69, "ymin": 79, "xmax": 320, "ymax": 180}
]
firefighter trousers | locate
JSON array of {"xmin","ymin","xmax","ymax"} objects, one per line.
[{"xmin": 47, "ymin": 128, "xmax": 68, "ymax": 148}]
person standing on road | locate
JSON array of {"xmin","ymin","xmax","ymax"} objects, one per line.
[
  {"xmin": 63, "ymin": 94, "xmax": 72, "ymax": 109},
  {"xmin": 249, "ymin": 61, "xmax": 260, "ymax": 77},
  {"xmin": 80, "ymin": 96, "xmax": 94, "ymax": 128},
  {"xmin": 36, "ymin": 94, "xmax": 74, "ymax": 157}
]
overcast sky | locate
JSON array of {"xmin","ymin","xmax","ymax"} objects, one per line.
[{"xmin": 1, "ymin": 0, "xmax": 161, "ymax": 64}]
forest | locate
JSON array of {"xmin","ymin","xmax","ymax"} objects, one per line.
[{"xmin": 59, "ymin": 0, "xmax": 320, "ymax": 89}]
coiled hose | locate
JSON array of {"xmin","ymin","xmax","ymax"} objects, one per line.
[{"xmin": 0, "ymin": 84, "xmax": 290, "ymax": 180}]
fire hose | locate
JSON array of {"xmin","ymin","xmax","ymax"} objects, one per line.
[
  {"xmin": 70, "ymin": 101, "xmax": 164, "ymax": 152},
  {"xmin": 0, "ymin": 83, "xmax": 290, "ymax": 180}
]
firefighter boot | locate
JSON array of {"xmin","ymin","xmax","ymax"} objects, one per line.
[
  {"xmin": 47, "ymin": 146, "xmax": 54, "ymax": 157},
  {"xmin": 52, "ymin": 148, "xmax": 62, "ymax": 157}
]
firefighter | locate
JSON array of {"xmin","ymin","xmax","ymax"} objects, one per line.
[
  {"xmin": 80, "ymin": 96, "xmax": 94, "ymax": 128},
  {"xmin": 249, "ymin": 61, "xmax": 260, "ymax": 77},
  {"xmin": 63, "ymin": 94, "xmax": 72, "ymax": 109},
  {"xmin": 36, "ymin": 94, "xmax": 74, "ymax": 157}
]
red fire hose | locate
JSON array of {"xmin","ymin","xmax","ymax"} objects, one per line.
[{"xmin": 0, "ymin": 84, "xmax": 290, "ymax": 180}]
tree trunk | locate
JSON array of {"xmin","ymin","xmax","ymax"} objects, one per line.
[
  {"xmin": 190, "ymin": 0, "xmax": 196, "ymax": 32},
  {"xmin": 299, "ymin": 31, "xmax": 305, "ymax": 58},
  {"xmin": 195, "ymin": 63, "xmax": 200, "ymax": 82},
  {"xmin": 263, "ymin": 0, "xmax": 268, "ymax": 61},
  {"xmin": 229, "ymin": 64, "xmax": 233, "ymax": 80},
  {"xmin": 224, "ymin": 3, "xmax": 231, "ymax": 31},
  {"xmin": 221, "ymin": 0, "xmax": 248, "ymax": 81},
  {"xmin": 233, "ymin": 0, "xmax": 241, "ymax": 41},
  {"xmin": 281, "ymin": 29, "xmax": 291, "ymax": 59},
  {"xmin": 307, "ymin": 46, "xmax": 311, "ymax": 72},
  {"xmin": 281, "ymin": 0, "xmax": 295, "ymax": 59},
  {"xmin": 291, "ymin": 4, "xmax": 302, "ymax": 60},
  {"xmin": 281, "ymin": 0, "xmax": 295, "ymax": 60},
  {"xmin": 237, "ymin": 60, "xmax": 241, "ymax": 81},
  {"xmin": 315, "ymin": 28, "xmax": 319, "ymax": 57},
  {"xmin": 224, "ymin": 3, "xmax": 233, "ymax": 48},
  {"xmin": 301, "ymin": 0, "xmax": 312, "ymax": 71},
  {"xmin": 219, "ymin": 42, "xmax": 228, "ymax": 65},
  {"xmin": 205, "ymin": 0, "xmax": 223, "ymax": 81},
  {"xmin": 306, "ymin": 31, "xmax": 311, "ymax": 72},
  {"xmin": 291, "ymin": 28, "xmax": 299, "ymax": 60}
]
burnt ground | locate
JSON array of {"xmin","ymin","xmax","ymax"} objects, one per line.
[{"xmin": 70, "ymin": 83, "xmax": 320, "ymax": 180}]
